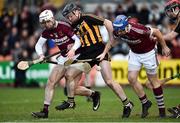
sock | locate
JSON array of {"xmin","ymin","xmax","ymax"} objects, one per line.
[
  {"xmin": 122, "ymin": 98, "xmax": 132, "ymax": 107},
  {"xmin": 67, "ymin": 97, "xmax": 75, "ymax": 103},
  {"xmin": 43, "ymin": 104, "xmax": 49, "ymax": 112},
  {"xmin": 153, "ymin": 86, "xmax": 165, "ymax": 116},
  {"xmin": 86, "ymin": 86, "xmax": 91, "ymax": 89},
  {"xmin": 90, "ymin": 91, "xmax": 95, "ymax": 98},
  {"xmin": 86, "ymin": 87, "xmax": 92, "ymax": 97},
  {"xmin": 139, "ymin": 94, "xmax": 148, "ymax": 104}
]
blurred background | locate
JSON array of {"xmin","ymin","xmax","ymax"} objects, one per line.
[{"xmin": 0, "ymin": 0, "xmax": 179, "ymax": 88}]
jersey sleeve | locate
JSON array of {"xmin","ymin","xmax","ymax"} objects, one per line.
[
  {"xmin": 83, "ymin": 14, "xmax": 105, "ymax": 25},
  {"xmin": 129, "ymin": 22, "xmax": 151, "ymax": 38},
  {"xmin": 138, "ymin": 24, "xmax": 152, "ymax": 38},
  {"xmin": 174, "ymin": 20, "xmax": 180, "ymax": 33},
  {"xmin": 144, "ymin": 26, "xmax": 153, "ymax": 38}
]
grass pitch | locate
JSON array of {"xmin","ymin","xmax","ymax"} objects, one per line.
[{"xmin": 0, "ymin": 86, "xmax": 180, "ymax": 122}]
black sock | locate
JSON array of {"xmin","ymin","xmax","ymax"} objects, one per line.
[
  {"xmin": 139, "ymin": 94, "xmax": 148, "ymax": 104},
  {"xmin": 86, "ymin": 86, "xmax": 91, "ymax": 89},
  {"xmin": 90, "ymin": 91, "xmax": 95, "ymax": 98},
  {"xmin": 68, "ymin": 97, "xmax": 74, "ymax": 103},
  {"xmin": 122, "ymin": 98, "xmax": 131, "ymax": 106}
]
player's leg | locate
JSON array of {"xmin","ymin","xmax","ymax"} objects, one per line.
[
  {"xmin": 84, "ymin": 73, "xmax": 93, "ymax": 101},
  {"xmin": 74, "ymin": 73, "xmax": 93, "ymax": 96},
  {"xmin": 145, "ymin": 73, "xmax": 180, "ymax": 89},
  {"xmin": 144, "ymin": 52, "xmax": 166, "ymax": 118},
  {"xmin": 147, "ymin": 73, "xmax": 166, "ymax": 117},
  {"xmin": 84, "ymin": 66, "xmax": 98, "ymax": 102},
  {"xmin": 145, "ymin": 78, "xmax": 170, "ymax": 89},
  {"xmin": 64, "ymin": 67, "xmax": 82, "ymax": 107},
  {"xmin": 128, "ymin": 70, "xmax": 152, "ymax": 118},
  {"xmin": 74, "ymin": 74, "xmax": 100, "ymax": 111},
  {"xmin": 128, "ymin": 51, "xmax": 152, "ymax": 118},
  {"xmin": 55, "ymin": 64, "xmax": 86, "ymax": 110},
  {"xmin": 32, "ymin": 65, "xmax": 66, "ymax": 118},
  {"xmin": 99, "ymin": 60, "xmax": 133, "ymax": 118}
]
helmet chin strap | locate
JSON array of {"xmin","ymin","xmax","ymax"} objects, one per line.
[
  {"xmin": 176, "ymin": 10, "xmax": 180, "ymax": 19},
  {"xmin": 126, "ymin": 24, "xmax": 131, "ymax": 33},
  {"xmin": 172, "ymin": 8, "xmax": 180, "ymax": 18}
]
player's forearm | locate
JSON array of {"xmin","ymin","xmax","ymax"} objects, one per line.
[
  {"xmin": 71, "ymin": 34, "xmax": 81, "ymax": 51},
  {"xmin": 104, "ymin": 42, "xmax": 112, "ymax": 54},
  {"xmin": 153, "ymin": 28, "xmax": 168, "ymax": 48}
]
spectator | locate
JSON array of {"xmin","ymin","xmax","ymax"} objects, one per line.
[
  {"xmin": 8, "ymin": 26, "xmax": 19, "ymax": 49},
  {"xmin": 138, "ymin": 2, "xmax": 150, "ymax": 24},
  {"xmin": 114, "ymin": 4, "xmax": 126, "ymax": 17}
]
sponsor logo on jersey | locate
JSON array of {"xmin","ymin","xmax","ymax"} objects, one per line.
[{"xmin": 55, "ymin": 36, "xmax": 70, "ymax": 45}]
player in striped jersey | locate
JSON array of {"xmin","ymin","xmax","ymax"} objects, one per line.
[{"xmin": 56, "ymin": 3, "xmax": 134, "ymax": 118}]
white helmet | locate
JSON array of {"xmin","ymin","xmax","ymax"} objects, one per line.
[{"xmin": 39, "ymin": 10, "xmax": 54, "ymax": 23}]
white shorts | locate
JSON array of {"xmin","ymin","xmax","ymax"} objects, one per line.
[
  {"xmin": 56, "ymin": 54, "xmax": 80, "ymax": 65},
  {"xmin": 128, "ymin": 49, "xmax": 159, "ymax": 75}
]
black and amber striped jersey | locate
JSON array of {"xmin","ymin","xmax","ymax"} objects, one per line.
[{"xmin": 72, "ymin": 14, "xmax": 105, "ymax": 47}]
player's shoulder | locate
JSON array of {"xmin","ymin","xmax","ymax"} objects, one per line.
[
  {"xmin": 41, "ymin": 29, "xmax": 50, "ymax": 37},
  {"xmin": 82, "ymin": 13, "xmax": 104, "ymax": 21},
  {"xmin": 130, "ymin": 22, "xmax": 148, "ymax": 34},
  {"xmin": 130, "ymin": 21, "xmax": 145, "ymax": 28},
  {"xmin": 82, "ymin": 13, "xmax": 95, "ymax": 18},
  {"xmin": 57, "ymin": 20, "xmax": 71, "ymax": 28}
]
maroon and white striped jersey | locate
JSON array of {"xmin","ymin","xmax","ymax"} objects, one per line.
[
  {"xmin": 41, "ymin": 21, "xmax": 75, "ymax": 56},
  {"xmin": 114, "ymin": 22, "xmax": 156, "ymax": 54}
]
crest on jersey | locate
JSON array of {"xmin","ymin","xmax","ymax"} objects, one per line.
[
  {"xmin": 58, "ymin": 31, "xmax": 63, "ymax": 36},
  {"xmin": 54, "ymin": 33, "xmax": 58, "ymax": 38}
]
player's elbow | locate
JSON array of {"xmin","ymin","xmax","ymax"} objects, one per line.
[
  {"xmin": 152, "ymin": 28, "xmax": 162, "ymax": 37},
  {"xmin": 153, "ymin": 28, "xmax": 161, "ymax": 35},
  {"xmin": 104, "ymin": 19, "xmax": 113, "ymax": 30}
]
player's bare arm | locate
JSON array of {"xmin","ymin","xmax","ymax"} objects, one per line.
[
  {"xmin": 152, "ymin": 28, "xmax": 171, "ymax": 56},
  {"xmin": 66, "ymin": 34, "xmax": 81, "ymax": 59},
  {"xmin": 97, "ymin": 19, "xmax": 116, "ymax": 60}
]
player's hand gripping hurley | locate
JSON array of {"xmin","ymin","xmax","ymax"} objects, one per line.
[{"xmin": 17, "ymin": 50, "xmax": 62, "ymax": 70}]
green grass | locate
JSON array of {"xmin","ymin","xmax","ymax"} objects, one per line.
[{"xmin": 0, "ymin": 86, "xmax": 180, "ymax": 122}]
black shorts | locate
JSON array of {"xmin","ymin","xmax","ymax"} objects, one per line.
[{"xmin": 77, "ymin": 43, "xmax": 110, "ymax": 67}]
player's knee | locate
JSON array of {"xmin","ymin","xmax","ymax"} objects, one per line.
[
  {"xmin": 128, "ymin": 75, "xmax": 137, "ymax": 84},
  {"xmin": 148, "ymin": 77, "xmax": 160, "ymax": 88},
  {"xmin": 47, "ymin": 79, "xmax": 56, "ymax": 88},
  {"xmin": 65, "ymin": 72, "xmax": 74, "ymax": 81}
]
